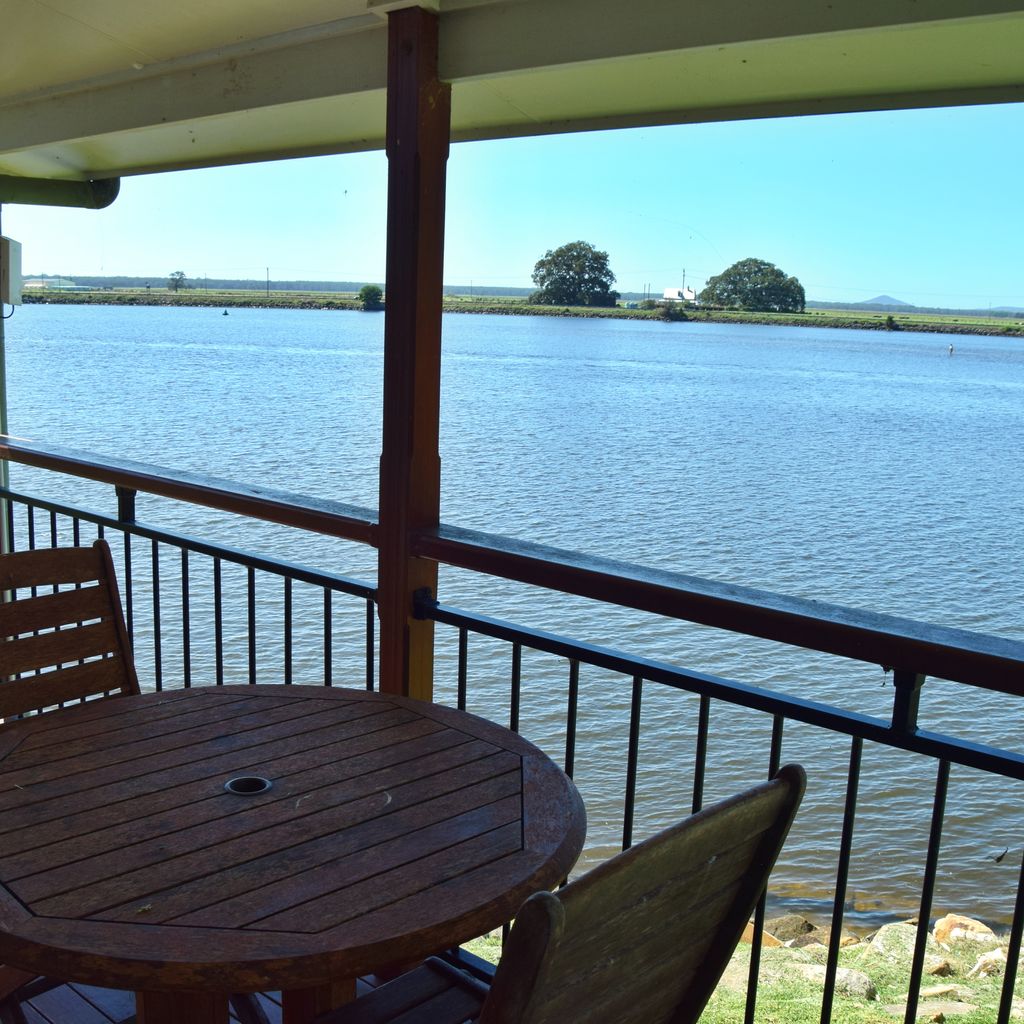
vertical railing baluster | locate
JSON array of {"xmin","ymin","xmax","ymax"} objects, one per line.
[
  {"xmin": 214, "ymin": 556, "xmax": 224, "ymax": 685},
  {"xmin": 997, "ymin": 850, "xmax": 1024, "ymax": 1024},
  {"xmin": 50, "ymin": 513, "xmax": 65, "ymax": 683},
  {"xmin": 117, "ymin": 487, "xmax": 136, "ymax": 642},
  {"xmin": 509, "ymin": 642, "xmax": 521, "ymax": 732},
  {"xmin": 284, "ymin": 577, "xmax": 293, "ymax": 685},
  {"xmin": 122, "ymin": 533, "xmax": 134, "ymax": 641},
  {"xmin": 247, "ymin": 566, "xmax": 256, "ymax": 684},
  {"xmin": 22, "ymin": 507, "xmax": 39, "ymax": 670},
  {"xmin": 181, "ymin": 549, "xmax": 191, "ymax": 688},
  {"xmin": 4, "ymin": 496, "xmax": 13, "ymax": 551},
  {"xmin": 821, "ymin": 736, "xmax": 863, "ymax": 1024},
  {"xmin": 621, "ymin": 675, "xmax": 643, "ymax": 850},
  {"xmin": 457, "ymin": 627, "xmax": 468, "ymax": 710},
  {"xmin": 365, "ymin": 598, "xmax": 375, "ymax": 691},
  {"xmin": 692, "ymin": 694, "xmax": 710, "ymax": 814},
  {"xmin": 323, "ymin": 588, "xmax": 332, "ymax": 686},
  {"xmin": 72, "ymin": 517, "xmax": 81, "ymax": 546},
  {"xmin": 768, "ymin": 715, "xmax": 784, "ymax": 774},
  {"xmin": 564, "ymin": 660, "xmax": 579, "ymax": 779},
  {"xmin": 151, "ymin": 540, "xmax": 162, "ymax": 692},
  {"xmin": 904, "ymin": 760, "xmax": 950, "ymax": 1024},
  {"xmin": 744, "ymin": 715, "xmax": 785, "ymax": 1024}
]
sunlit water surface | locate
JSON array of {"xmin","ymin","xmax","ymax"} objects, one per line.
[{"xmin": 5, "ymin": 304, "xmax": 1023, "ymax": 928}]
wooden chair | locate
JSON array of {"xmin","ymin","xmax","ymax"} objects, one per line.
[
  {"xmin": 0, "ymin": 541, "xmax": 273, "ymax": 1024},
  {"xmin": 315, "ymin": 764, "xmax": 805, "ymax": 1024},
  {"xmin": 0, "ymin": 539, "xmax": 139, "ymax": 719},
  {"xmin": 0, "ymin": 540, "xmax": 276, "ymax": 1019},
  {"xmin": 0, "ymin": 540, "xmax": 139, "ymax": 1022}
]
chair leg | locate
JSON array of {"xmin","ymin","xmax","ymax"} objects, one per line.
[
  {"xmin": 0, "ymin": 998, "xmax": 29, "ymax": 1024},
  {"xmin": 0, "ymin": 973, "xmax": 67, "ymax": 1024},
  {"xmin": 229, "ymin": 993, "xmax": 272, "ymax": 1024}
]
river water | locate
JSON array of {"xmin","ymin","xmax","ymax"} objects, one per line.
[{"xmin": 4, "ymin": 304, "xmax": 1023, "ymax": 928}]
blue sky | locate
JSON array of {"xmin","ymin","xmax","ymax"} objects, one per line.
[{"xmin": 4, "ymin": 102, "xmax": 1023, "ymax": 308}]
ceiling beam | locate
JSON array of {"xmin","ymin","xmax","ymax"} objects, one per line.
[
  {"xmin": 440, "ymin": 0, "xmax": 1024, "ymax": 79},
  {"xmin": 0, "ymin": 21, "xmax": 387, "ymax": 162},
  {"xmin": 1, "ymin": 0, "xmax": 1021, "ymax": 181}
]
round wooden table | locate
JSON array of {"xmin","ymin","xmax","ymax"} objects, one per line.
[{"xmin": 0, "ymin": 685, "xmax": 586, "ymax": 1023}]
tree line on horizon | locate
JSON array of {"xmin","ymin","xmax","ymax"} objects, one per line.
[
  {"xmin": 31, "ymin": 273, "xmax": 384, "ymax": 294},
  {"xmin": 34, "ymin": 267, "xmax": 1020, "ymax": 319}
]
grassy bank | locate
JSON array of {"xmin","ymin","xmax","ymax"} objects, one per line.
[
  {"xmin": 22, "ymin": 288, "xmax": 363, "ymax": 312},
  {"xmin": 22, "ymin": 288, "xmax": 1024, "ymax": 338},
  {"xmin": 464, "ymin": 919, "xmax": 1021, "ymax": 1022}
]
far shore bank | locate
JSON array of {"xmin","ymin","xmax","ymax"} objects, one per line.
[{"xmin": 21, "ymin": 290, "xmax": 1024, "ymax": 339}]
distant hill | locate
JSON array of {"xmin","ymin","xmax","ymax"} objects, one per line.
[{"xmin": 808, "ymin": 298, "xmax": 1023, "ymax": 318}]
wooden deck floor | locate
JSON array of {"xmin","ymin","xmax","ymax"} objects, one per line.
[
  {"xmin": 18, "ymin": 983, "xmax": 279, "ymax": 1023},
  {"xmin": 14, "ymin": 979, "xmax": 381, "ymax": 1023},
  {"xmin": 7, "ymin": 952, "xmax": 493, "ymax": 1022}
]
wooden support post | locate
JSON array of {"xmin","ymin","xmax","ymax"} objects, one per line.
[{"xmin": 377, "ymin": 6, "xmax": 450, "ymax": 699}]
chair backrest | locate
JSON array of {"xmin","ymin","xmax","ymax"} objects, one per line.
[
  {"xmin": 0, "ymin": 540, "xmax": 139, "ymax": 719},
  {"xmin": 479, "ymin": 764, "xmax": 805, "ymax": 1024}
]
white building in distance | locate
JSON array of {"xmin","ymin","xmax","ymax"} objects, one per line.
[{"xmin": 662, "ymin": 286, "xmax": 697, "ymax": 303}]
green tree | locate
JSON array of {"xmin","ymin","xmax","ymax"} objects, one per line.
[
  {"xmin": 359, "ymin": 284, "xmax": 384, "ymax": 310},
  {"xmin": 167, "ymin": 271, "xmax": 187, "ymax": 292},
  {"xmin": 699, "ymin": 258, "xmax": 805, "ymax": 312},
  {"xmin": 530, "ymin": 241, "xmax": 619, "ymax": 307}
]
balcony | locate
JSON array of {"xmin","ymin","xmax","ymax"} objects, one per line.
[
  {"xmin": 2, "ymin": 436, "xmax": 1022, "ymax": 1023},
  {"xmin": 3, "ymin": 5, "xmax": 1024, "ymax": 1021}
]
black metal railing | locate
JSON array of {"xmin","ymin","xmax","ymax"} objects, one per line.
[
  {"xmin": 416, "ymin": 592, "xmax": 1024, "ymax": 1024},
  {"xmin": 2, "ymin": 436, "xmax": 1023, "ymax": 1024},
  {"xmin": 2, "ymin": 485, "xmax": 377, "ymax": 692}
]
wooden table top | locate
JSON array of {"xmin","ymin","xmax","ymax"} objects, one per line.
[{"xmin": 0, "ymin": 685, "xmax": 586, "ymax": 994}]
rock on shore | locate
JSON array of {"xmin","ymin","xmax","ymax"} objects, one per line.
[{"xmin": 726, "ymin": 910, "xmax": 1019, "ymax": 1018}]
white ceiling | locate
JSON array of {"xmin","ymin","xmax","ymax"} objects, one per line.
[{"xmin": 2, "ymin": 0, "xmax": 1023, "ymax": 182}]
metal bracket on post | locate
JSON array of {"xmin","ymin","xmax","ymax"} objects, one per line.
[
  {"xmin": 116, "ymin": 486, "xmax": 137, "ymax": 524},
  {"xmin": 891, "ymin": 669, "xmax": 926, "ymax": 734},
  {"xmin": 412, "ymin": 586, "xmax": 437, "ymax": 620}
]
